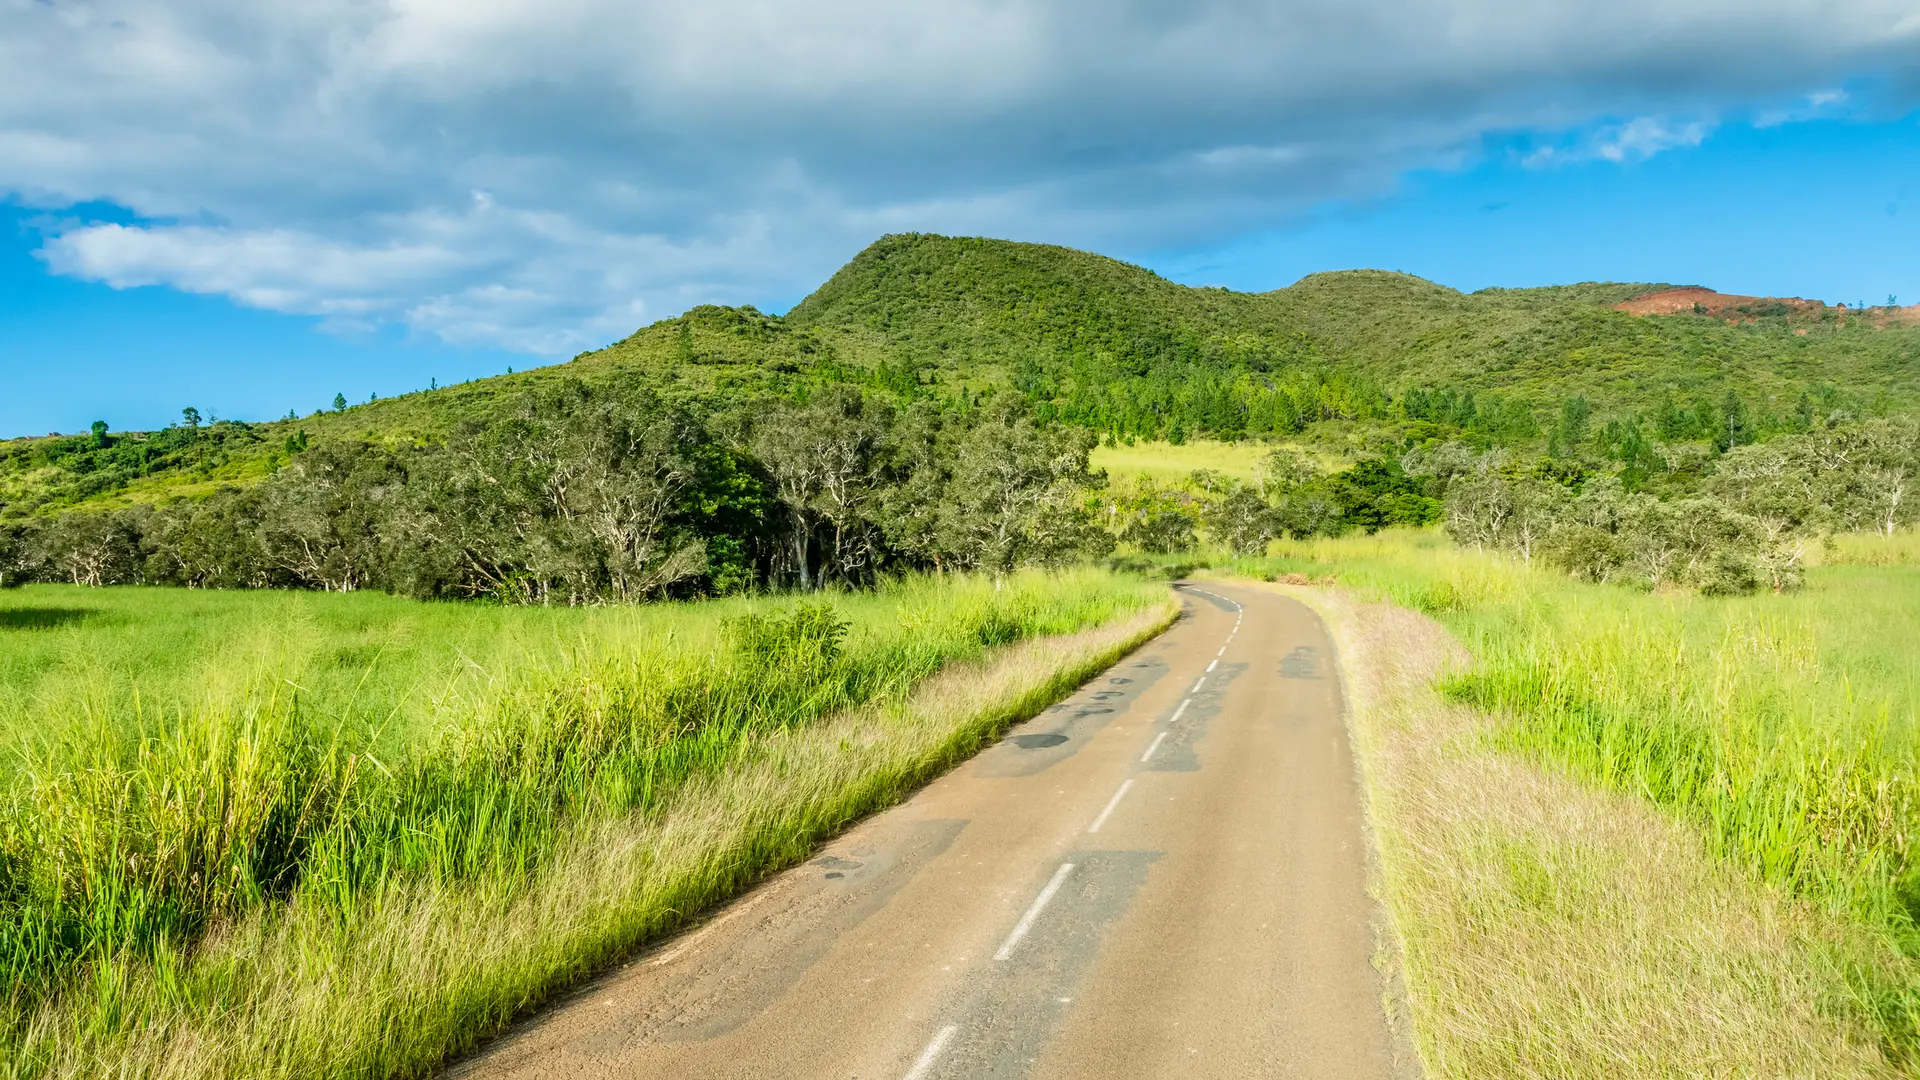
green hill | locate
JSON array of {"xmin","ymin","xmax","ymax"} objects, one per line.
[{"xmin": 6, "ymin": 232, "xmax": 1917, "ymax": 517}]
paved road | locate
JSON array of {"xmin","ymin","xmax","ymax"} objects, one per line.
[{"xmin": 451, "ymin": 582, "xmax": 1404, "ymax": 1079}]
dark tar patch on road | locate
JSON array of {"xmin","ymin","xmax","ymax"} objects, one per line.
[
  {"xmin": 976, "ymin": 658, "xmax": 1169, "ymax": 778},
  {"xmin": 1280, "ymin": 645, "xmax": 1322, "ymax": 679},
  {"xmin": 1143, "ymin": 661, "xmax": 1246, "ymax": 773}
]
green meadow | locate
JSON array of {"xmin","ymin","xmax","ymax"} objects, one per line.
[{"xmin": 0, "ymin": 570, "xmax": 1168, "ymax": 1079}]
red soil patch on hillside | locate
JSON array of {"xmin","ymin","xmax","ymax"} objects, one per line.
[
  {"xmin": 1612, "ymin": 287, "xmax": 1824, "ymax": 317},
  {"xmin": 1614, "ymin": 287, "xmax": 1920, "ymax": 328}
]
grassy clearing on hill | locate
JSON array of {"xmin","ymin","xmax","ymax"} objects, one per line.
[
  {"xmin": 1824, "ymin": 529, "xmax": 1920, "ymax": 567},
  {"xmin": 1090, "ymin": 439, "xmax": 1268, "ymax": 487},
  {"xmin": 0, "ymin": 570, "xmax": 1170, "ymax": 1080},
  {"xmin": 1212, "ymin": 531, "xmax": 1920, "ymax": 1072}
]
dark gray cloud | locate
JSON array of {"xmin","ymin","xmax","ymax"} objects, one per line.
[{"xmin": 4, "ymin": 0, "xmax": 1916, "ymax": 352}]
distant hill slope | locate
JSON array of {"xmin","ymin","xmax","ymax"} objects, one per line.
[
  {"xmin": 790, "ymin": 234, "xmax": 1916, "ymax": 418},
  {"xmin": 6, "ymin": 233, "xmax": 1918, "ymax": 517}
]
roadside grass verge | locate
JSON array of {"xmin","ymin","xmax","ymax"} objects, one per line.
[
  {"xmin": 1203, "ymin": 530, "xmax": 1920, "ymax": 1070},
  {"xmin": 0, "ymin": 570, "xmax": 1172, "ymax": 1079},
  {"xmin": 1279, "ymin": 583, "xmax": 1898, "ymax": 1077}
]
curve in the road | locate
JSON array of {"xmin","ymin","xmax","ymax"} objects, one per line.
[{"xmin": 448, "ymin": 582, "xmax": 1410, "ymax": 1080}]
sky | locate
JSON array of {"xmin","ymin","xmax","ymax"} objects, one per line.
[{"xmin": 3, "ymin": 1, "xmax": 1919, "ymax": 438}]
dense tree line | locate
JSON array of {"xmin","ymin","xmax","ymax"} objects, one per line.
[
  {"xmin": 1436, "ymin": 417, "xmax": 1920, "ymax": 593},
  {"xmin": 0, "ymin": 384, "xmax": 1115, "ymax": 602},
  {"xmin": 1102, "ymin": 449, "xmax": 1441, "ymax": 558}
]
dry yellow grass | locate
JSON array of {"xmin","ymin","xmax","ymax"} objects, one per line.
[
  {"xmin": 1263, "ymin": 580, "xmax": 1901, "ymax": 1079},
  {"xmin": 1091, "ymin": 439, "xmax": 1269, "ymax": 486},
  {"xmin": 1819, "ymin": 529, "xmax": 1920, "ymax": 567}
]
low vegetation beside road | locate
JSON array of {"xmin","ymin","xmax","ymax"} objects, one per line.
[
  {"xmin": 0, "ymin": 569, "xmax": 1168, "ymax": 1080},
  {"xmin": 1228, "ymin": 529, "xmax": 1920, "ymax": 1073}
]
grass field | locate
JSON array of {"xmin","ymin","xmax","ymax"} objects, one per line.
[
  {"xmin": 1824, "ymin": 529, "xmax": 1920, "ymax": 568},
  {"xmin": 1213, "ymin": 531, "xmax": 1920, "ymax": 1072},
  {"xmin": 0, "ymin": 571, "xmax": 1170, "ymax": 1079},
  {"xmin": 1091, "ymin": 438, "xmax": 1269, "ymax": 487},
  {"xmin": 18, "ymin": 525, "xmax": 1920, "ymax": 1078}
]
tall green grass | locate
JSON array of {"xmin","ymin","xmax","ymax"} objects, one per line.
[
  {"xmin": 1222, "ymin": 530, "xmax": 1920, "ymax": 1054},
  {"xmin": 0, "ymin": 570, "xmax": 1163, "ymax": 1078}
]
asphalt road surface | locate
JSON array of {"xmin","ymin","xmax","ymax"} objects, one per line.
[{"xmin": 451, "ymin": 582, "xmax": 1405, "ymax": 1079}]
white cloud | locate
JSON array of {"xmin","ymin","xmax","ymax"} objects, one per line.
[
  {"xmin": 4, "ymin": 0, "xmax": 1919, "ymax": 354},
  {"xmin": 1519, "ymin": 116, "xmax": 1716, "ymax": 168},
  {"xmin": 1755, "ymin": 88, "xmax": 1852, "ymax": 127},
  {"xmin": 1595, "ymin": 117, "xmax": 1715, "ymax": 162}
]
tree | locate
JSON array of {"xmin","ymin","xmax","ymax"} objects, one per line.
[
  {"xmin": 143, "ymin": 487, "xmax": 273, "ymax": 589},
  {"xmin": 1791, "ymin": 393, "xmax": 1815, "ymax": 433},
  {"xmin": 0, "ymin": 520, "xmax": 36, "ymax": 588},
  {"xmin": 1400, "ymin": 441, "xmax": 1485, "ymax": 491},
  {"xmin": 1617, "ymin": 495, "xmax": 1684, "ymax": 588},
  {"xmin": 1187, "ymin": 469, "xmax": 1226, "ymax": 495},
  {"xmin": 1205, "ymin": 484, "xmax": 1278, "ymax": 555},
  {"xmin": 1706, "ymin": 441, "xmax": 1822, "ymax": 591},
  {"xmin": 255, "ymin": 442, "xmax": 405, "ymax": 592},
  {"xmin": 1271, "ymin": 486, "xmax": 1342, "ymax": 539},
  {"xmin": 1546, "ymin": 523, "xmax": 1626, "ymax": 583},
  {"xmin": 930, "ymin": 403, "xmax": 1111, "ymax": 572},
  {"xmin": 42, "ymin": 509, "xmax": 145, "ymax": 587},
  {"xmin": 1715, "ymin": 391, "xmax": 1753, "ymax": 453},
  {"xmin": 333, "ymin": 393, "xmax": 348, "ymax": 412},
  {"xmin": 1117, "ymin": 483, "xmax": 1198, "ymax": 554},
  {"xmin": 1668, "ymin": 498, "xmax": 1760, "ymax": 594},
  {"xmin": 1443, "ymin": 473, "xmax": 1563, "ymax": 562},
  {"xmin": 1326, "ymin": 459, "xmax": 1439, "ymax": 534},
  {"xmin": 1254, "ymin": 448, "xmax": 1320, "ymax": 497},
  {"xmin": 1443, "ymin": 473, "xmax": 1515, "ymax": 551},
  {"xmin": 402, "ymin": 386, "xmax": 727, "ymax": 604},
  {"xmin": 1850, "ymin": 418, "xmax": 1920, "ymax": 537},
  {"xmin": 1550, "ymin": 396, "xmax": 1592, "ymax": 457},
  {"xmin": 182, "ymin": 407, "xmax": 201, "ymax": 429},
  {"xmin": 90, "ymin": 420, "xmax": 109, "ymax": 449},
  {"xmin": 748, "ymin": 387, "xmax": 892, "ymax": 588},
  {"xmin": 1506, "ymin": 478, "xmax": 1565, "ymax": 563}
]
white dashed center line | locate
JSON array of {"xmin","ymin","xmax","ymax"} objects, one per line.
[
  {"xmin": 902, "ymin": 1024, "xmax": 958, "ymax": 1080},
  {"xmin": 996, "ymin": 863, "xmax": 1076, "ymax": 961},
  {"xmin": 910, "ymin": 587, "xmax": 1253, "ymax": 1073},
  {"xmin": 1088, "ymin": 778, "xmax": 1135, "ymax": 833},
  {"xmin": 1141, "ymin": 731, "xmax": 1169, "ymax": 762}
]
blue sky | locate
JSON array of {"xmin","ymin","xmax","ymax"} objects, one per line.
[
  {"xmin": 3, "ymin": 1, "xmax": 1919, "ymax": 438},
  {"xmin": 1, "ymin": 204, "xmax": 523, "ymax": 437},
  {"xmin": 1147, "ymin": 117, "xmax": 1920, "ymax": 306}
]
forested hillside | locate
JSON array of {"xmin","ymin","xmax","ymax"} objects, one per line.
[
  {"xmin": 7, "ymin": 233, "xmax": 1918, "ymax": 519},
  {"xmin": 790, "ymin": 234, "xmax": 1919, "ymax": 441},
  {"xmin": 3, "ymin": 232, "xmax": 1918, "ymax": 602}
]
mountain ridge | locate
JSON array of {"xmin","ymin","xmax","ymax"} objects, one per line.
[{"xmin": 5, "ymin": 232, "xmax": 1917, "ymax": 517}]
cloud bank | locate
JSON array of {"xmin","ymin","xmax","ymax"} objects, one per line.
[{"xmin": 4, "ymin": 0, "xmax": 1918, "ymax": 353}]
